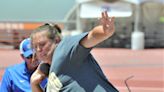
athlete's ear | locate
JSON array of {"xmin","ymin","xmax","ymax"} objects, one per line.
[{"xmin": 55, "ymin": 36, "xmax": 61, "ymax": 44}]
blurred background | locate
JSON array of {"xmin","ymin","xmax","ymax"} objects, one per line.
[
  {"xmin": 0, "ymin": 0, "xmax": 163, "ymax": 91},
  {"xmin": 0, "ymin": 0, "xmax": 163, "ymax": 49}
]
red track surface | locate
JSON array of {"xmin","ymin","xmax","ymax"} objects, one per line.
[{"xmin": 0, "ymin": 48, "xmax": 164, "ymax": 92}]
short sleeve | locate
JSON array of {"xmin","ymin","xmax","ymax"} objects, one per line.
[
  {"xmin": 56, "ymin": 32, "xmax": 92, "ymax": 64},
  {"xmin": 50, "ymin": 32, "xmax": 92, "ymax": 74}
]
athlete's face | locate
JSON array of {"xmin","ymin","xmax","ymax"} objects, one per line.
[{"xmin": 32, "ymin": 31, "xmax": 55, "ymax": 64}]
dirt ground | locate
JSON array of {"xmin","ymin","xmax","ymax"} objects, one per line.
[{"xmin": 0, "ymin": 48, "xmax": 164, "ymax": 92}]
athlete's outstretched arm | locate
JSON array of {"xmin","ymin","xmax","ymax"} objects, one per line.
[{"xmin": 80, "ymin": 11, "xmax": 115, "ymax": 48}]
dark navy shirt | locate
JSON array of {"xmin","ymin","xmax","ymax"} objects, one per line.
[
  {"xmin": 47, "ymin": 32, "xmax": 118, "ymax": 92},
  {"xmin": 0, "ymin": 61, "xmax": 47, "ymax": 92}
]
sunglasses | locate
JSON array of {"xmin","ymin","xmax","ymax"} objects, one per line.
[{"xmin": 26, "ymin": 54, "xmax": 33, "ymax": 59}]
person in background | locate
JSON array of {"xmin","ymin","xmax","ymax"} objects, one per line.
[
  {"xmin": 30, "ymin": 11, "xmax": 118, "ymax": 92},
  {"xmin": 0, "ymin": 38, "xmax": 46, "ymax": 92}
]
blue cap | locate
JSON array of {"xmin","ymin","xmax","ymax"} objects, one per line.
[{"xmin": 19, "ymin": 38, "xmax": 33, "ymax": 58}]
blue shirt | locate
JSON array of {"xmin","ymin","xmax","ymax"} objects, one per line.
[
  {"xmin": 47, "ymin": 32, "xmax": 118, "ymax": 92},
  {"xmin": 0, "ymin": 61, "xmax": 47, "ymax": 92}
]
